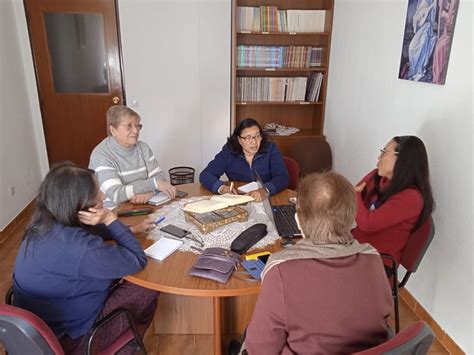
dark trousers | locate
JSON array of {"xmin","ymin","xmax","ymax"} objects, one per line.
[{"xmin": 60, "ymin": 281, "xmax": 159, "ymax": 354}]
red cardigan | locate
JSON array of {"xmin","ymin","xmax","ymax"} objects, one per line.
[{"xmin": 352, "ymin": 169, "xmax": 423, "ymax": 264}]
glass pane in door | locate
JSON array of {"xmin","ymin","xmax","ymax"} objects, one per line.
[{"xmin": 44, "ymin": 13, "xmax": 109, "ymax": 93}]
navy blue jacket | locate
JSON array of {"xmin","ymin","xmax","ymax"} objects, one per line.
[
  {"xmin": 13, "ymin": 220, "xmax": 147, "ymax": 339},
  {"xmin": 200, "ymin": 142, "xmax": 289, "ymax": 195}
]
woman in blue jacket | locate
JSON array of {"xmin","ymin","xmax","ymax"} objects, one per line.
[
  {"xmin": 200, "ymin": 118, "xmax": 289, "ymax": 201},
  {"xmin": 13, "ymin": 162, "xmax": 158, "ymax": 354}
]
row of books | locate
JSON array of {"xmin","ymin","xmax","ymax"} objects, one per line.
[
  {"xmin": 237, "ymin": 46, "xmax": 323, "ymax": 68},
  {"xmin": 237, "ymin": 6, "xmax": 326, "ymax": 33},
  {"xmin": 236, "ymin": 75, "xmax": 323, "ymax": 102}
]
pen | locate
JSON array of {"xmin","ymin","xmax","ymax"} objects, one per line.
[
  {"xmin": 155, "ymin": 216, "xmax": 166, "ymax": 225},
  {"xmin": 230, "ymin": 182, "xmax": 234, "ymax": 193}
]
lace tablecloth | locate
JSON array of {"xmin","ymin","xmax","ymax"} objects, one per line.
[{"xmin": 147, "ymin": 196, "xmax": 280, "ymax": 253}]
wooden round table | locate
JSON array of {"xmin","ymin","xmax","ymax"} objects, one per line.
[{"xmin": 121, "ymin": 183, "xmax": 296, "ymax": 355}]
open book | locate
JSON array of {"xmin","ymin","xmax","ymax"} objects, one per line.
[{"xmin": 183, "ymin": 193, "xmax": 254, "ymax": 214}]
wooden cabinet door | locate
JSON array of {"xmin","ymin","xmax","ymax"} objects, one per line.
[{"xmin": 25, "ymin": 0, "xmax": 124, "ymax": 167}]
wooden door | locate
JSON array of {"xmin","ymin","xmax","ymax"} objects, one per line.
[{"xmin": 25, "ymin": 0, "xmax": 124, "ymax": 167}]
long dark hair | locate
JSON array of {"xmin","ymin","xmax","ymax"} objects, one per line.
[
  {"xmin": 23, "ymin": 162, "xmax": 98, "ymax": 246},
  {"xmin": 363, "ymin": 136, "xmax": 434, "ymax": 231},
  {"xmin": 227, "ymin": 118, "xmax": 269, "ymax": 155}
]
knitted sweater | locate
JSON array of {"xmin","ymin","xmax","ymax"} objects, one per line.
[
  {"xmin": 352, "ymin": 169, "xmax": 424, "ymax": 263},
  {"xmin": 199, "ymin": 143, "xmax": 289, "ymax": 195},
  {"xmin": 89, "ymin": 137, "xmax": 166, "ymax": 208}
]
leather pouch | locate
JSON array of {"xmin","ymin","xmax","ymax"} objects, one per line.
[
  {"xmin": 189, "ymin": 247, "xmax": 240, "ymax": 283},
  {"xmin": 230, "ymin": 223, "xmax": 267, "ymax": 254}
]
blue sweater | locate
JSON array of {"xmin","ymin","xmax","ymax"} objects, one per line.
[
  {"xmin": 13, "ymin": 220, "xmax": 147, "ymax": 339},
  {"xmin": 199, "ymin": 142, "xmax": 289, "ymax": 195}
]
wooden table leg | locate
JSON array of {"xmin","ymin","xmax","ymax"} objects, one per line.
[{"xmin": 213, "ymin": 296, "xmax": 222, "ymax": 355}]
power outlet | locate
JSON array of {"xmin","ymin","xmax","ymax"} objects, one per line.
[{"xmin": 9, "ymin": 186, "xmax": 16, "ymax": 196}]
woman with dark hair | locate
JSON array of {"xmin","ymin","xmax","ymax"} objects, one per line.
[
  {"xmin": 352, "ymin": 136, "xmax": 434, "ymax": 264},
  {"xmin": 13, "ymin": 162, "xmax": 159, "ymax": 354},
  {"xmin": 200, "ymin": 118, "xmax": 289, "ymax": 201}
]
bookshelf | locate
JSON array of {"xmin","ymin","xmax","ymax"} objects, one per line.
[{"xmin": 231, "ymin": 0, "xmax": 334, "ymax": 158}]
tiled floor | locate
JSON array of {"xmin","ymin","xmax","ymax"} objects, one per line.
[{"xmin": 0, "ymin": 217, "xmax": 448, "ymax": 354}]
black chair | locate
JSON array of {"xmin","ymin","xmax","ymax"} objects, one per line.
[
  {"xmin": 382, "ymin": 216, "xmax": 435, "ymax": 333},
  {"xmin": 353, "ymin": 321, "xmax": 435, "ymax": 355},
  {"xmin": 3, "ymin": 287, "xmax": 146, "ymax": 355}
]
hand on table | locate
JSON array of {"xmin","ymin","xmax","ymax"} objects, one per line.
[
  {"xmin": 219, "ymin": 184, "xmax": 237, "ymax": 195},
  {"xmin": 155, "ymin": 179, "xmax": 177, "ymax": 198},
  {"xmin": 130, "ymin": 191, "xmax": 155, "ymax": 204},
  {"xmin": 78, "ymin": 207, "xmax": 117, "ymax": 226},
  {"xmin": 247, "ymin": 188, "xmax": 268, "ymax": 202},
  {"xmin": 130, "ymin": 217, "xmax": 157, "ymax": 234}
]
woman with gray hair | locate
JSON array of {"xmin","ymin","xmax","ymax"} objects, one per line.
[
  {"xmin": 244, "ymin": 171, "xmax": 393, "ymax": 354},
  {"xmin": 89, "ymin": 106, "xmax": 176, "ymax": 233}
]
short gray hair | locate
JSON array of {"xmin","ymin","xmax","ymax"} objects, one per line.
[
  {"xmin": 296, "ymin": 171, "xmax": 355, "ymax": 244},
  {"xmin": 106, "ymin": 106, "xmax": 141, "ymax": 135}
]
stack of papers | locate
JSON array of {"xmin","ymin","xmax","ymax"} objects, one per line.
[
  {"xmin": 183, "ymin": 194, "xmax": 254, "ymax": 214},
  {"xmin": 144, "ymin": 237, "xmax": 183, "ymax": 261}
]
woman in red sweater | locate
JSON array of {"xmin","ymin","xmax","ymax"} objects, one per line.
[{"xmin": 352, "ymin": 136, "xmax": 434, "ymax": 265}]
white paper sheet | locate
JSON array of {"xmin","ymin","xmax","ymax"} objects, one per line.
[{"xmin": 144, "ymin": 237, "xmax": 183, "ymax": 261}]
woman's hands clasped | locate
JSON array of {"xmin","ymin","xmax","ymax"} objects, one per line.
[
  {"xmin": 78, "ymin": 207, "xmax": 117, "ymax": 226},
  {"xmin": 354, "ymin": 182, "xmax": 366, "ymax": 193}
]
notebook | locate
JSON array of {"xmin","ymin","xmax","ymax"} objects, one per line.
[
  {"xmin": 254, "ymin": 171, "xmax": 302, "ymax": 238},
  {"xmin": 144, "ymin": 237, "xmax": 183, "ymax": 261},
  {"xmin": 148, "ymin": 192, "xmax": 171, "ymax": 206},
  {"xmin": 237, "ymin": 181, "xmax": 259, "ymax": 194}
]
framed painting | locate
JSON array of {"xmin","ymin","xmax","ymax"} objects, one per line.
[{"xmin": 398, "ymin": 0, "xmax": 459, "ymax": 85}]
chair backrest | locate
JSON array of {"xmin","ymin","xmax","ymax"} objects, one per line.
[
  {"xmin": 283, "ymin": 156, "xmax": 300, "ymax": 190},
  {"xmin": 0, "ymin": 304, "xmax": 64, "ymax": 355},
  {"xmin": 400, "ymin": 216, "xmax": 435, "ymax": 273},
  {"xmin": 353, "ymin": 321, "xmax": 435, "ymax": 355},
  {"xmin": 289, "ymin": 136, "xmax": 332, "ymax": 175}
]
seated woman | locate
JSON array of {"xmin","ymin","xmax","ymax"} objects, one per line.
[
  {"xmin": 245, "ymin": 172, "xmax": 392, "ymax": 354},
  {"xmin": 200, "ymin": 118, "xmax": 289, "ymax": 201},
  {"xmin": 13, "ymin": 162, "xmax": 159, "ymax": 354},
  {"xmin": 352, "ymin": 136, "xmax": 434, "ymax": 264}
]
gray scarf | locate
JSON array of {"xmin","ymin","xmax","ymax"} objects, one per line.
[{"xmin": 261, "ymin": 238, "xmax": 379, "ymax": 280}]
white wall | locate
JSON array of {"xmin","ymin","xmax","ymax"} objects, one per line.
[
  {"xmin": 0, "ymin": 0, "xmax": 47, "ymax": 230},
  {"xmin": 118, "ymin": 0, "xmax": 230, "ymax": 180},
  {"xmin": 325, "ymin": 0, "xmax": 473, "ymax": 352}
]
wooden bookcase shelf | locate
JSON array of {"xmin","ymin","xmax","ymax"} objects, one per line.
[
  {"xmin": 231, "ymin": 0, "xmax": 334, "ymax": 156},
  {"xmin": 237, "ymin": 67, "xmax": 326, "ymax": 73},
  {"xmin": 237, "ymin": 31, "xmax": 330, "ymax": 36},
  {"xmin": 237, "ymin": 101, "xmax": 323, "ymax": 106}
]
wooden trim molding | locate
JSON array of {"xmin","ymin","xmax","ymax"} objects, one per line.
[
  {"xmin": 399, "ymin": 288, "xmax": 465, "ymax": 354},
  {"xmin": 0, "ymin": 199, "xmax": 35, "ymax": 243}
]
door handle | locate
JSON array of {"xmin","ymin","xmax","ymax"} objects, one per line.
[{"xmin": 112, "ymin": 96, "xmax": 120, "ymax": 104}]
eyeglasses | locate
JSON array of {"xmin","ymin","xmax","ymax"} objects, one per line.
[
  {"xmin": 380, "ymin": 148, "xmax": 399, "ymax": 156},
  {"xmin": 118, "ymin": 123, "xmax": 143, "ymax": 131},
  {"xmin": 239, "ymin": 133, "xmax": 262, "ymax": 143}
]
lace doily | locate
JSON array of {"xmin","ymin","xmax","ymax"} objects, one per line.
[{"xmin": 147, "ymin": 196, "xmax": 280, "ymax": 254}]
